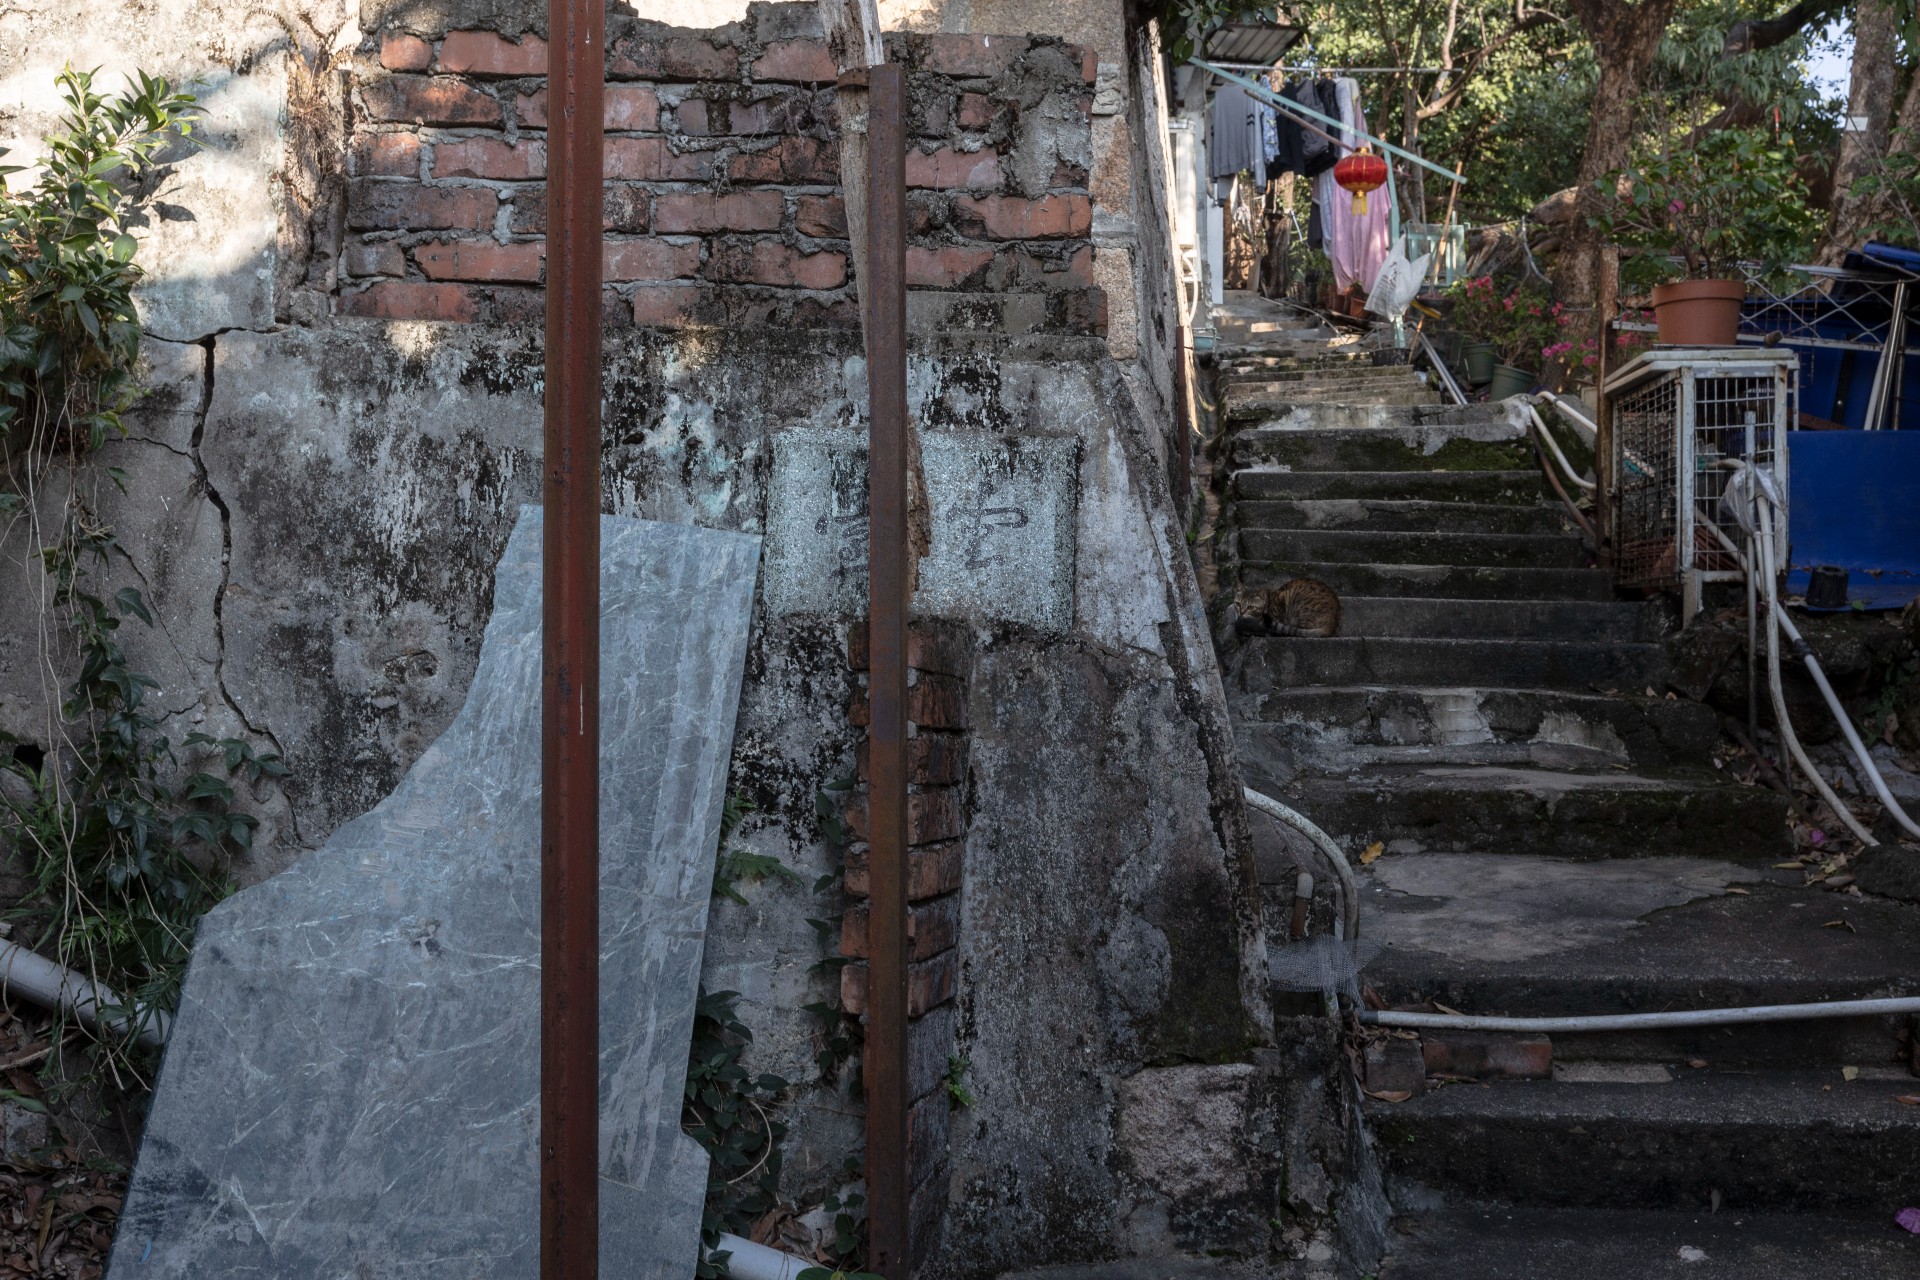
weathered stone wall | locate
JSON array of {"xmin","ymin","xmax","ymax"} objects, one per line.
[{"xmin": 338, "ymin": 10, "xmax": 1108, "ymax": 335}]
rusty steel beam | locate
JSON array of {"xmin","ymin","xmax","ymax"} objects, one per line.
[
  {"xmin": 541, "ymin": 0, "xmax": 605, "ymax": 1274},
  {"xmin": 863, "ymin": 59, "xmax": 911, "ymax": 1280}
]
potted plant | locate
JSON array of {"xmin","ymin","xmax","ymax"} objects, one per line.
[
  {"xmin": 1486, "ymin": 283, "xmax": 1557, "ymax": 398},
  {"xmin": 1594, "ymin": 128, "xmax": 1819, "ymax": 345},
  {"xmin": 1446, "ymin": 275, "xmax": 1501, "ymax": 383}
]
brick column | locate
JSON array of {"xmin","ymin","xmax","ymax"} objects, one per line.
[{"xmin": 841, "ymin": 618, "xmax": 971, "ymax": 1264}]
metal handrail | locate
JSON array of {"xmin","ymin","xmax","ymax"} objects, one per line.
[
  {"xmin": 1525, "ymin": 403, "xmax": 1595, "ymax": 492},
  {"xmin": 1416, "ymin": 329, "xmax": 1468, "ymax": 405}
]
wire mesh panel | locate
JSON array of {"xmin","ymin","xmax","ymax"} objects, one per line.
[{"xmin": 1607, "ymin": 350, "xmax": 1795, "ymax": 616}]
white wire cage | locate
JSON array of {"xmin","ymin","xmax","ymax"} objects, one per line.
[{"xmin": 1605, "ymin": 348, "xmax": 1795, "ymax": 619}]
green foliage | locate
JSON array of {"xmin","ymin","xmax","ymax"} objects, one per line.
[
  {"xmin": 1595, "ymin": 127, "xmax": 1819, "ymax": 282},
  {"xmin": 712, "ymin": 790, "xmax": 801, "ymax": 906},
  {"xmin": 1140, "ymin": 0, "xmax": 1273, "ymax": 64},
  {"xmin": 0, "ymin": 515, "xmax": 278, "ymax": 1080},
  {"xmin": 0, "ymin": 67, "xmax": 198, "ymax": 452},
  {"xmin": 1854, "ymin": 128, "xmax": 1920, "ymax": 250},
  {"xmin": 943, "ymin": 1054, "xmax": 975, "ymax": 1110},
  {"xmin": 686, "ymin": 987, "xmax": 790, "ymax": 1277}
]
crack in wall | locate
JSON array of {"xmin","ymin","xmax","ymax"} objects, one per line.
[{"xmin": 189, "ymin": 334, "xmax": 303, "ymax": 847}]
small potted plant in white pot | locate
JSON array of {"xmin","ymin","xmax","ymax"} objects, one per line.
[{"xmin": 1595, "ymin": 127, "xmax": 1818, "ymax": 345}]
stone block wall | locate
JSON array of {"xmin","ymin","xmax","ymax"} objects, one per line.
[
  {"xmin": 839, "ymin": 617, "xmax": 973, "ymax": 1261},
  {"xmin": 337, "ymin": 13, "xmax": 1105, "ymax": 333}
]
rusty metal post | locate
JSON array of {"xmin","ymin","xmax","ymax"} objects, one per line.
[
  {"xmin": 864, "ymin": 59, "xmax": 911, "ymax": 1280},
  {"xmin": 541, "ymin": 0, "xmax": 604, "ymax": 1274}
]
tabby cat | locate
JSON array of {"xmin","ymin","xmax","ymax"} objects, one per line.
[{"xmin": 1235, "ymin": 576, "xmax": 1342, "ymax": 638}]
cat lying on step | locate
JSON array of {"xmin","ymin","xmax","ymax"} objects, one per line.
[{"xmin": 1233, "ymin": 576, "xmax": 1342, "ymax": 637}]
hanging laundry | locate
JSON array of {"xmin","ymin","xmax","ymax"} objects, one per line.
[
  {"xmin": 1208, "ymin": 83, "xmax": 1268, "ymax": 185},
  {"xmin": 1312, "ymin": 77, "xmax": 1390, "ymax": 294},
  {"xmin": 1283, "ymin": 79, "xmax": 1330, "ymax": 177}
]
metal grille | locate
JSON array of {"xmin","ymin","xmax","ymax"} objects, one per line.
[{"xmin": 1607, "ymin": 351, "xmax": 1794, "ymax": 616}]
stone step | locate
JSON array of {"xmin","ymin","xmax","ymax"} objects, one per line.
[
  {"xmin": 1240, "ymin": 529, "xmax": 1591, "ymax": 569},
  {"xmin": 1333, "ymin": 596, "xmax": 1644, "ymax": 641},
  {"xmin": 1236, "ymin": 499, "xmax": 1573, "ymax": 536},
  {"xmin": 1224, "ymin": 368, "xmax": 1432, "ymax": 397},
  {"xmin": 1367, "ymin": 1068, "xmax": 1920, "ymax": 1214},
  {"xmin": 1236, "ymin": 685, "xmax": 1718, "ymax": 771},
  {"xmin": 1233, "ymin": 421, "xmax": 1531, "ymax": 473},
  {"xmin": 1241, "ymin": 561, "xmax": 1616, "ymax": 601},
  {"xmin": 1232, "ymin": 468, "xmax": 1548, "ymax": 504},
  {"xmin": 1269, "ymin": 766, "xmax": 1793, "ymax": 860},
  {"xmin": 1378, "ymin": 1207, "xmax": 1920, "ymax": 1278},
  {"xmin": 1355, "ymin": 854, "xmax": 1920, "ymax": 1068},
  {"xmin": 1236, "ymin": 388, "xmax": 1443, "ymax": 410},
  {"xmin": 1218, "ymin": 348, "xmax": 1386, "ymax": 372},
  {"xmin": 1231, "ymin": 636, "xmax": 1666, "ymax": 694}
]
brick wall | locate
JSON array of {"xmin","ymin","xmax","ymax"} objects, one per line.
[
  {"xmin": 338, "ymin": 15, "xmax": 1103, "ymax": 333},
  {"xmin": 840, "ymin": 618, "xmax": 971, "ymax": 1261}
]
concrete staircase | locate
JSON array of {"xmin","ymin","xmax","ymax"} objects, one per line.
[{"xmin": 1207, "ymin": 295, "xmax": 1920, "ymax": 1276}]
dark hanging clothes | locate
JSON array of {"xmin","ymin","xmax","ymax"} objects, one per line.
[
  {"xmin": 1208, "ymin": 84, "xmax": 1257, "ymax": 181},
  {"xmin": 1308, "ymin": 196, "xmax": 1324, "ymax": 250},
  {"xmin": 1307, "ymin": 78, "xmax": 1343, "ymax": 177},
  {"xmin": 1283, "ymin": 79, "xmax": 1329, "ymax": 177}
]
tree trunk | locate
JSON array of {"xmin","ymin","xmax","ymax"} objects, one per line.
[
  {"xmin": 1818, "ymin": 0, "xmax": 1902, "ymax": 263},
  {"xmin": 1559, "ymin": 0, "xmax": 1684, "ymax": 308},
  {"xmin": 1402, "ymin": 83, "xmax": 1427, "ymax": 223}
]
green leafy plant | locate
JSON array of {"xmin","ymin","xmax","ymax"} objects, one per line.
[
  {"xmin": 685, "ymin": 987, "xmax": 790, "ymax": 1277},
  {"xmin": 1444, "ymin": 274, "xmax": 1503, "ymax": 341},
  {"xmin": 943, "ymin": 1054, "xmax": 975, "ymax": 1110},
  {"xmin": 1139, "ymin": 0, "xmax": 1273, "ymax": 64},
  {"xmin": 1489, "ymin": 282, "xmax": 1559, "ymax": 370},
  {"xmin": 1854, "ymin": 127, "xmax": 1920, "ymax": 251},
  {"xmin": 712, "ymin": 790, "xmax": 800, "ymax": 906},
  {"xmin": 1594, "ymin": 127, "xmax": 1819, "ymax": 286}
]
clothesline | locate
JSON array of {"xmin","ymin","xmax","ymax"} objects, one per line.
[{"xmin": 1200, "ymin": 60, "xmax": 1448, "ymax": 75}]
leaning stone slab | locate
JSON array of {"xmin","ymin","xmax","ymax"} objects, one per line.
[{"xmin": 110, "ymin": 508, "xmax": 760, "ymax": 1279}]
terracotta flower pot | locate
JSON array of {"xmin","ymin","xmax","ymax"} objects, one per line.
[
  {"xmin": 1486, "ymin": 364, "xmax": 1536, "ymax": 400},
  {"xmin": 1651, "ymin": 279, "xmax": 1745, "ymax": 346}
]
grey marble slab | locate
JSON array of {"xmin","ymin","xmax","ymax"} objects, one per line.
[{"xmin": 111, "ymin": 508, "xmax": 761, "ymax": 1279}]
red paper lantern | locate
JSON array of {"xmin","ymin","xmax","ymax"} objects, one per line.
[{"xmin": 1334, "ymin": 148, "xmax": 1388, "ymax": 216}]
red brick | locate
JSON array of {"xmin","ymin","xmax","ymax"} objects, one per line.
[
  {"xmin": 509, "ymin": 184, "xmax": 651, "ymax": 235},
  {"xmin": 352, "ymin": 132, "xmax": 421, "ymax": 177},
  {"xmin": 340, "ymin": 280, "xmax": 477, "ymax": 321},
  {"xmin": 859, "ymin": 733, "xmax": 968, "ymax": 786},
  {"xmin": 1421, "ymin": 1032, "xmax": 1553, "ymax": 1080},
  {"xmin": 846, "ymin": 619, "xmax": 972, "ymax": 675},
  {"xmin": 678, "ymin": 94, "xmax": 804, "ymax": 137},
  {"xmin": 604, "ymin": 137, "xmax": 710, "ymax": 182},
  {"xmin": 956, "ymin": 92, "xmax": 995, "ymax": 131},
  {"xmin": 792, "ymin": 295, "xmax": 861, "ymax": 328},
  {"xmin": 839, "ymin": 894, "xmax": 960, "ymax": 962},
  {"xmin": 1064, "ymin": 244, "xmax": 1096, "ymax": 287},
  {"xmin": 845, "ymin": 788, "xmax": 965, "ymax": 846},
  {"xmin": 728, "ymin": 136, "xmax": 837, "ymax": 184},
  {"xmin": 1065, "ymin": 43, "xmax": 1098, "ymax": 84},
  {"xmin": 843, "ymin": 839, "xmax": 964, "ymax": 902},
  {"xmin": 432, "ymin": 136, "xmax": 545, "ymax": 180},
  {"xmin": 921, "ymin": 33, "xmax": 1024, "ymax": 78},
  {"xmin": 340, "ymin": 240, "xmax": 405, "ymax": 277},
  {"xmin": 910, "ymin": 673, "xmax": 968, "ymax": 729},
  {"xmin": 907, "ymin": 244, "xmax": 994, "ymax": 288},
  {"xmin": 347, "ymin": 180, "xmax": 498, "ymax": 231},
  {"xmin": 839, "ymin": 952, "xmax": 957, "ymax": 1018},
  {"xmin": 795, "ymin": 194, "xmax": 846, "ymax": 238},
  {"xmin": 1059, "ymin": 285, "xmax": 1108, "ymax": 335},
  {"xmin": 603, "ymin": 237, "xmax": 701, "ymax": 282},
  {"xmin": 379, "ymin": 32, "xmax": 432, "ymax": 72},
  {"xmin": 604, "ymin": 85, "xmax": 659, "ymax": 131},
  {"xmin": 436, "ymin": 30, "xmax": 547, "ymax": 77},
  {"xmin": 652, "ymin": 190, "xmax": 783, "ymax": 234},
  {"xmin": 415, "ymin": 239, "xmax": 543, "ymax": 282},
  {"xmin": 631, "ymin": 283, "xmax": 702, "ymax": 326},
  {"xmin": 608, "ymin": 33, "xmax": 737, "ymax": 80},
  {"xmin": 906, "ymin": 146, "xmax": 1000, "ymax": 190},
  {"xmin": 952, "ymin": 193, "xmax": 1090, "ymax": 239},
  {"xmin": 705, "ymin": 241, "xmax": 845, "ymax": 289},
  {"xmin": 362, "ymin": 75, "xmax": 501, "ymax": 126},
  {"xmin": 513, "ymin": 88, "xmax": 547, "ymax": 127},
  {"xmin": 752, "ymin": 38, "xmax": 838, "ymax": 83}
]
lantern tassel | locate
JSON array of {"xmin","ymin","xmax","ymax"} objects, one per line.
[{"xmin": 1352, "ymin": 190, "xmax": 1368, "ymax": 216}]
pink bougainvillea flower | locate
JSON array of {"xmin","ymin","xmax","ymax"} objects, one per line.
[{"xmin": 1669, "ymin": 198, "xmax": 1685, "ymax": 214}]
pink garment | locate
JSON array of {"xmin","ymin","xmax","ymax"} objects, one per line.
[{"xmin": 1314, "ymin": 79, "xmax": 1391, "ymax": 293}]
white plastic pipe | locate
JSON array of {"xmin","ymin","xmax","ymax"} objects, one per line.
[
  {"xmin": 708, "ymin": 1234, "xmax": 812, "ymax": 1280},
  {"xmin": 1244, "ymin": 787, "xmax": 1359, "ymax": 940},
  {"xmin": 1535, "ymin": 390, "xmax": 1599, "ymax": 445},
  {"xmin": 1361, "ymin": 995, "xmax": 1920, "ymax": 1033},
  {"xmin": 0, "ymin": 940, "xmax": 168, "ymax": 1049},
  {"xmin": 1525, "ymin": 405, "xmax": 1596, "ymax": 491}
]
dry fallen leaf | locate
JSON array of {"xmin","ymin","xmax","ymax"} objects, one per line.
[
  {"xmin": 1893, "ymin": 1094, "xmax": 1920, "ymax": 1105},
  {"xmin": 1364, "ymin": 1089, "xmax": 1412, "ymax": 1103},
  {"xmin": 1688, "ymin": 1058, "xmax": 1709, "ymax": 1069},
  {"xmin": 1823, "ymin": 919, "xmax": 1857, "ymax": 933},
  {"xmin": 1725, "ymin": 887, "xmax": 1750, "ymax": 896},
  {"xmin": 1843, "ymin": 1065, "xmax": 1860, "ymax": 1082},
  {"xmin": 1433, "ymin": 1001, "xmax": 1465, "ymax": 1016},
  {"xmin": 1774, "ymin": 861, "xmax": 1805, "ymax": 870},
  {"xmin": 1359, "ymin": 841, "xmax": 1385, "ymax": 866}
]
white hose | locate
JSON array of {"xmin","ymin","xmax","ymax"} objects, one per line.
[
  {"xmin": 1535, "ymin": 390, "xmax": 1599, "ymax": 445},
  {"xmin": 1525, "ymin": 404, "xmax": 1596, "ymax": 491},
  {"xmin": 1360, "ymin": 994, "xmax": 1920, "ymax": 1033},
  {"xmin": 0, "ymin": 940, "xmax": 168, "ymax": 1048},
  {"xmin": 1243, "ymin": 786, "xmax": 1359, "ymax": 940},
  {"xmin": 708, "ymin": 1234, "xmax": 812, "ymax": 1280},
  {"xmin": 1755, "ymin": 498, "xmax": 1920, "ymax": 841}
]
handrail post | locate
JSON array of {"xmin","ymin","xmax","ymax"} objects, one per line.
[
  {"xmin": 864, "ymin": 59, "xmax": 911, "ymax": 1280},
  {"xmin": 541, "ymin": 0, "xmax": 604, "ymax": 1274}
]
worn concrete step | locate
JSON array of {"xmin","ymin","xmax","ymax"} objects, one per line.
[
  {"xmin": 1237, "ymin": 499, "xmax": 1573, "ymax": 536},
  {"xmin": 1378, "ymin": 1207, "xmax": 1920, "ymax": 1278},
  {"xmin": 1357, "ymin": 857, "xmax": 1920, "ymax": 1068},
  {"xmin": 1367, "ymin": 1068, "xmax": 1920, "ymax": 1214},
  {"xmin": 1236, "ymin": 388, "xmax": 1443, "ymax": 410},
  {"xmin": 1241, "ymin": 560, "xmax": 1616, "ymax": 602},
  {"xmin": 1270, "ymin": 766, "xmax": 1793, "ymax": 860},
  {"xmin": 1332, "ymin": 597, "xmax": 1644, "ymax": 641},
  {"xmin": 1233, "ymin": 421, "xmax": 1531, "ymax": 473},
  {"xmin": 1224, "ymin": 370, "xmax": 1433, "ymax": 400},
  {"xmin": 1219, "ymin": 348, "xmax": 1388, "ymax": 373},
  {"xmin": 1241, "ymin": 529, "xmax": 1590, "ymax": 569},
  {"xmin": 1232, "ymin": 468, "xmax": 1548, "ymax": 504},
  {"xmin": 1236, "ymin": 685, "xmax": 1718, "ymax": 771},
  {"xmin": 1232, "ymin": 636, "xmax": 1666, "ymax": 694}
]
